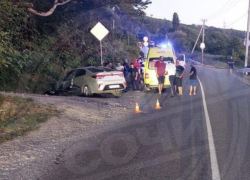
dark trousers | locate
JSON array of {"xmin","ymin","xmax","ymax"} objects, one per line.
[
  {"xmin": 169, "ymin": 75, "xmax": 176, "ymax": 94},
  {"xmin": 131, "ymin": 79, "xmax": 139, "ymax": 90},
  {"xmin": 124, "ymin": 71, "xmax": 129, "ymax": 81}
]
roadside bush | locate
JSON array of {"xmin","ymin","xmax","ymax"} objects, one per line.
[{"xmin": 214, "ymin": 61, "xmax": 228, "ymax": 69}]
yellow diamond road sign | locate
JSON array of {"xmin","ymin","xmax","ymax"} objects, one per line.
[{"xmin": 91, "ymin": 22, "xmax": 109, "ymax": 41}]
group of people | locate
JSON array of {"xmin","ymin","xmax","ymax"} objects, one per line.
[
  {"xmin": 104, "ymin": 56, "xmax": 198, "ymax": 96},
  {"xmin": 103, "ymin": 58, "xmax": 145, "ymax": 91},
  {"xmin": 155, "ymin": 56, "xmax": 197, "ymax": 96}
]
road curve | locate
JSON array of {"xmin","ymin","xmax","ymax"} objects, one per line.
[{"xmin": 4, "ymin": 65, "xmax": 250, "ymax": 180}]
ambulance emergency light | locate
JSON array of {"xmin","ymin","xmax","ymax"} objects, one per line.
[{"xmin": 158, "ymin": 42, "xmax": 172, "ymax": 48}]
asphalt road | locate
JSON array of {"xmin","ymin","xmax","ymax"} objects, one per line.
[{"xmin": 39, "ymin": 65, "xmax": 250, "ymax": 180}]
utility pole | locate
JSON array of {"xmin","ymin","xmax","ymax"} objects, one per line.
[
  {"xmin": 191, "ymin": 19, "xmax": 206, "ymax": 64},
  {"xmin": 112, "ymin": 6, "xmax": 115, "ymax": 30},
  {"xmin": 128, "ymin": 33, "xmax": 130, "ymax": 46},
  {"xmin": 245, "ymin": 0, "xmax": 250, "ymax": 68},
  {"xmin": 191, "ymin": 26, "xmax": 203, "ymax": 54},
  {"xmin": 201, "ymin": 19, "xmax": 207, "ymax": 65},
  {"xmin": 223, "ymin": 21, "xmax": 226, "ymax": 33}
]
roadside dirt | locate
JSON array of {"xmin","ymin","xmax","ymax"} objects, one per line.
[{"xmin": 0, "ymin": 91, "xmax": 144, "ymax": 180}]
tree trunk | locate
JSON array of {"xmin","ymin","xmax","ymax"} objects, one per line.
[{"xmin": 28, "ymin": 0, "xmax": 72, "ymax": 17}]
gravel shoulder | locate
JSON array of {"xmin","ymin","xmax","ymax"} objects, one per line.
[{"xmin": 0, "ymin": 91, "xmax": 144, "ymax": 180}]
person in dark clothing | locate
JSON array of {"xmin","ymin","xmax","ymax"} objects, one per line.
[
  {"xmin": 189, "ymin": 61, "xmax": 197, "ymax": 95},
  {"xmin": 106, "ymin": 62, "xmax": 114, "ymax": 69},
  {"xmin": 129, "ymin": 63, "xmax": 140, "ymax": 91},
  {"xmin": 228, "ymin": 56, "xmax": 235, "ymax": 74},
  {"xmin": 175, "ymin": 60, "xmax": 185, "ymax": 95},
  {"xmin": 123, "ymin": 59, "xmax": 130, "ymax": 80},
  {"xmin": 103, "ymin": 61, "xmax": 109, "ymax": 67}
]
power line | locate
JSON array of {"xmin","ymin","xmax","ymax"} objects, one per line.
[
  {"xmin": 209, "ymin": 0, "xmax": 241, "ymax": 20},
  {"xmin": 208, "ymin": 0, "xmax": 242, "ymax": 20},
  {"xmin": 212, "ymin": 0, "xmax": 242, "ymax": 19},
  {"xmin": 226, "ymin": 12, "xmax": 247, "ymax": 28},
  {"xmin": 208, "ymin": 0, "xmax": 236, "ymax": 19}
]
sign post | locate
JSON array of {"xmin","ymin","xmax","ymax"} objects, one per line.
[
  {"xmin": 91, "ymin": 22, "xmax": 109, "ymax": 65},
  {"xmin": 100, "ymin": 40, "xmax": 103, "ymax": 65}
]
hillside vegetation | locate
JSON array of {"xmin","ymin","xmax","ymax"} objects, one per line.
[{"xmin": 0, "ymin": 0, "xmax": 247, "ymax": 93}]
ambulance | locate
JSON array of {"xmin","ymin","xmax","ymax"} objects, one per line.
[{"xmin": 143, "ymin": 43, "xmax": 176, "ymax": 89}]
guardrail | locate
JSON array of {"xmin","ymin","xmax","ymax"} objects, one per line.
[{"xmin": 236, "ymin": 68, "xmax": 250, "ymax": 73}]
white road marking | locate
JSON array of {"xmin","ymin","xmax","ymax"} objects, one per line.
[{"xmin": 197, "ymin": 77, "xmax": 221, "ymax": 180}]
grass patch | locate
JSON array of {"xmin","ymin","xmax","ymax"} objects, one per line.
[
  {"xmin": 214, "ymin": 61, "xmax": 229, "ymax": 69},
  {"xmin": 0, "ymin": 94, "xmax": 59, "ymax": 144},
  {"xmin": 25, "ymin": 97, "xmax": 33, "ymax": 102}
]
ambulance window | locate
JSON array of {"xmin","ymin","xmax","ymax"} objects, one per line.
[
  {"xmin": 148, "ymin": 57, "xmax": 173, "ymax": 69},
  {"xmin": 178, "ymin": 55, "xmax": 185, "ymax": 61},
  {"xmin": 164, "ymin": 57, "xmax": 174, "ymax": 63}
]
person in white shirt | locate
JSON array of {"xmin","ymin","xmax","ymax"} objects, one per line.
[
  {"xmin": 166, "ymin": 62, "xmax": 176, "ymax": 97},
  {"xmin": 116, "ymin": 62, "xmax": 124, "ymax": 72}
]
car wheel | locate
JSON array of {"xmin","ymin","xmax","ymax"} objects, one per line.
[
  {"xmin": 82, "ymin": 85, "xmax": 93, "ymax": 97},
  {"xmin": 113, "ymin": 89, "xmax": 122, "ymax": 98}
]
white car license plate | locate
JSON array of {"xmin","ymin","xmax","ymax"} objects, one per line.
[{"xmin": 109, "ymin": 85, "xmax": 120, "ymax": 89}]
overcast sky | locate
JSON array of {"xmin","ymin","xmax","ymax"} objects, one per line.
[{"xmin": 144, "ymin": 0, "xmax": 248, "ymax": 31}]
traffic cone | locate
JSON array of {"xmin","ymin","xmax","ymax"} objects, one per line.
[
  {"xmin": 135, "ymin": 103, "xmax": 142, "ymax": 113},
  {"xmin": 155, "ymin": 99, "xmax": 161, "ymax": 109}
]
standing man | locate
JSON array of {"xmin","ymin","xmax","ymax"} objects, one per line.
[
  {"xmin": 189, "ymin": 61, "xmax": 197, "ymax": 95},
  {"xmin": 123, "ymin": 59, "xmax": 130, "ymax": 80},
  {"xmin": 155, "ymin": 56, "xmax": 166, "ymax": 95},
  {"xmin": 134, "ymin": 58, "xmax": 141, "ymax": 85},
  {"xmin": 129, "ymin": 63, "xmax": 140, "ymax": 91},
  {"xmin": 166, "ymin": 61, "xmax": 176, "ymax": 97},
  {"xmin": 228, "ymin": 56, "xmax": 235, "ymax": 74},
  {"xmin": 175, "ymin": 60, "xmax": 185, "ymax": 95}
]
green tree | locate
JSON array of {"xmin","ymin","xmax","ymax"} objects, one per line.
[
  {"xmin": 168, "ymin": 31, "xmax": 191, "ymax": 53},
  {"xmin": 156, "ymin": 28, "xmax": 167, "ymax": 43},
  {"xmin": 205, "ymin": 31, "xmax": 227, "ymax": 55},
  {"xmin": 172, "ymin": 12, "xmax": 180, "ymax": 32},
  {"xmin": 228, "ymin": 37, "xmax": 245, "ymax": 63},
  {"xmin": 28, "ymin": 0, "xmax": 151, "ymax": 17}
]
